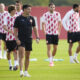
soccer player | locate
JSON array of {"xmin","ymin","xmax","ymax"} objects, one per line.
[
  {"xmin": 42, "ymin": 3, "xmax": 62, "ymax": 66},
  {"xmin": 15, "ymin": 0, "xmax": 23, "ymax": 16},
  {"xmin": 62, "ymin": 4, "xmax": 80, "ymax": 63},
  {"xmin": 0, "ymin": 3, "xmax": 8, "ymax": 59},
  {"xmin": 4, "ymin": 5, "xmax": 18, "ymax": 70},
  {"xmin": 14, "ymin": 4, "xmax": 39, "ymax": 77}
]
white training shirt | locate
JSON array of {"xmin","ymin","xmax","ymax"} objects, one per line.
[
  {"xmin": 42, "ymin": 11, "xmax": 61, "ymax": 35},
  {"xmin": 62, "ymin": 9, "xmax": 80, "ymax": 32},
  {"xmin": 4, "ymin": 14, "xmax": 17, "ymax": 41},
  {"xmin": 16, "ymin": 10, "xmax": 23, "ymax": 16},
  {"xmin": 0, "ymin": 11, "xmax": 9, "ymax": 33}
]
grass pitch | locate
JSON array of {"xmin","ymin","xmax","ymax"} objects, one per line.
[{"xmin": 0, "ymin": 40, "xmax": 80, "ymax": 80}]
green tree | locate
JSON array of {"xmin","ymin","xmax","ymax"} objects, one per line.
[{"xmin": 0, "ymin": 0, "xmax": 15, "ymax": 6}]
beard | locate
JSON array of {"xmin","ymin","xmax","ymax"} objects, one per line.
[{"xmin": 75, "ymin": 10, "xmax": 79, "ymax": 13}]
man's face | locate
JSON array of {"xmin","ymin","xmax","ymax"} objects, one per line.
[
  {"xmin": 11, "ymin": 8, "xmax": 16, "ymax": 15},
  {"xmin": 49, "ymin": 4, "xmax": 55, "ymax": 12},
  {"xmin": 75, "ymin": 7, "xmax": 79, "ymax": 12},
  {"xmin": 16, "ymin": 3, "xmax": 21, "ymax": 10},
  {"xmin": 0, "ymin": 4, "xmax": 5, "ymax": 12},
  {"xmin": 24, "ymin": 7, "xmax": 31, "ymax": 15}
]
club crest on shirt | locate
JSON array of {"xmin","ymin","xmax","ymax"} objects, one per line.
[{"xmin": 30, "ymin": 19, "xmax": 32, "ymax": 23}]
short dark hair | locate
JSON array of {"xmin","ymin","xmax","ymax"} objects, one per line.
[
  {"xmin": 73, "ymin": 4, "xmax": 79, "ymax": 9},
  {"xmin": 48, "ymin": 3, "xmax": 54, "ymax": 7},
  {"xmin": 22, "ymin": 4, "xmax": 31, "ymax": 11},
  {"xmin": 8, "ymin": 5, "xmax": 16, "ymax": 13},
  {"xmin": 16, "ymin": 0, "xmax": 21, "ymax": 3}
]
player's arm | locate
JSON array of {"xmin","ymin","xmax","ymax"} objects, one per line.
[
  {"xmin": 14, "ymin": 28, "xmax": 18, "ymax": 40},
  {"xmin": 33, "ymin": 27, "xmax": 39, "ymax": 38},
  {"xmin": 41, "ymin": 15, "xmax": 46, "ymax": 35},
  {"xmin": 58, "ymin": 13, "xmax": 62, "ymax": 35},
  {"xmin": 58, "ymin": 21, "xmax": 62, "ymax": 35},
  {"xmin": 33, "ymin": 27, "xmax": 40, "ymax": 43},
  {"xmin": 42, "ymin": 22, "xmax": 46, "ymax": 35},
  {"xmin": 62, "ymin": 12, "xmax": 69, "ymax": 31},
  {"xmin": 14, "ymin": 27, "xmax": 21, "ymax": 45},
  {"xmin": 32, "ymin": 17, "xmax": 39, "ymax": 43},
  {"xmin": 4, "ymin": 25, "xmax": 13, "ymax": 34},
  {"xmin": 13, "ymin": 17, "xmax": 21, "ymax": 45}
]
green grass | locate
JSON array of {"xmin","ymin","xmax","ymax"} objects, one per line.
[{"xmin": 0, "ymin": 40, "xmax": 80, "ymax": 80}]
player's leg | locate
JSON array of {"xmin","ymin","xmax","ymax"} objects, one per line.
[
  {"xmin": 10, "ymin": 40, "xmax": 19, "ymax": 70},
  {"xmin": 3, "ymin": 41, "xmax": 7, "ymax": 59},
  {"xmin": 47, "ymin": 44, "xmax": 53, "ymax": 66},
  {"xmin": 0, "ymin": 33, "xmax": 3, "ymax": 59},
  {"xmin": 68, "ymin": 43, "xmax": 75, "ymax": 63},
  {"xmin": 24, "ymin": 51, "xmax": 31, "ymax": 77},
  {"xmin": 7, "ymin": 52, "xmax": 13, "ymax": 70},
  {"xmin": 2, "ymin": 33, "xmax": 7, "ymax": 59},
  {"xmin": 0, "ymin": 40, "xmax": 2, "ymax": 59},
  {"xmin": 6, "ymin": 41, "xmax": 13, "ymax": 70},
  {"xmin": 18, "ymin": 46, "xmax": 25, "ymax": 77},
  {"xmin": 68, "ymin": 32, "xmax": 75, "ymax": 63},
  {"xmin": 24, "ymin": 40, "xmax": 32, "ymax": 77},
  {"xmin": 13, "ymin": 50, "xmax": 18, "ymax": 70},
  {"xmin": 46, "ymin": 35, "xmax": 53, "ymax": 66},
  {"xmin": 52, "ymin": 45, "xmax": 58, "ymax": 58},
  {"xmin": 52, "ymin": 35, "xmax": 58, "ymax": 60},
  {"xmin": 73, "ymin": 41, "xmax": 80, "ymax": 63}
]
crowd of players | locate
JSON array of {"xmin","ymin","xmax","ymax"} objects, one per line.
[{"xmin": 0, "ymin": 0, "xmax": 80, "ymax": 77}]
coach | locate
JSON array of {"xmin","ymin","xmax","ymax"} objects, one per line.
[{"xmin": 14, "ymin": 4, "xmax": 39, "ymax": 77}]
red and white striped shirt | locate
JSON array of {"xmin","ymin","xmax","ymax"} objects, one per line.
[
  {"xmin": 4, "ymin": 14, "xmax": 17, "ymax": 41},
  {"xmin": 42, "ymin": 11, "xmax": 61, "ymax": 35},
  {"xmin": 0, "ymin": 11, "xmax": 8, "ymax": 33},
  {"xmin": 62, "ymin": 9, "xmax": 80, "ymax": 32}
]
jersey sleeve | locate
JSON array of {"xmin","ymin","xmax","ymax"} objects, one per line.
[
  {"xmin": 62, "ymin": 12, "xmax": 70, "ymax": 31},
  {"xmin": 58, "ymin": 13, "xmax": 61, "ymax": 22},
  {"xmin": 13, "ymin": 17, "xmax": 19, "ymax": 28},
  {"xmin": 41, "ymin": 13, "xmax": 46, "ymax": 23},
  {"xmin": 3, "ymin": 16, "xmax": 7, "ymax": 25},
  {"xmin": 32, "ymin": 17, "xmax": 36, "ymax": 27}
]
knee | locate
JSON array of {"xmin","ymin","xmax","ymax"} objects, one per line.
[
  {"xmin": 21, "ymin": 54, "xmax": 24, "ymax": 59},
  {"xmin": 26, "ymin": 55, "xmax": 30, "ymax": 59},
  {"xmin": 78, "ymin": 44, "xmax": 80, "ymax": 47},
  {"xmin": 54, "ymin": 47, "xmax": 57, "ymax": 51}
]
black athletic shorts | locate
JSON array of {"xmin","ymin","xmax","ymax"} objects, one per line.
[
  {"xmin": 6, "ymin": 40, "xmax": 17, "ymax": 52},
  {"xmin": 0, "ymin": 33, "xmax": 6, "ymax": 41},
  {"xmin": 67, "ymin": 32, "xmax": 80, "ymax": 43},
  {"xmin": 46, "ymin": 35, "xmax": 59, "ymax": 45},
  {"xmin": 18, "ymin": 38, "xmax": 32, "ymax": 51}
]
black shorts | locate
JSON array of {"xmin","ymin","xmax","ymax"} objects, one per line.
[
  {"xmin": 18, "ymin": 38, "xmax": 32, "ymax": 51},
  {"xmin": 6, "ymin": 40, "xmax": 17, "ymax": 52},
  {"xmin": 0, "ymin": 33, "xmax": 6, "ymax": 41},
  {"xmin": 46, "ymin": 35, "xmax": 59, "ymax": 45},
  {"xmin": 67, "ymin": 32, "xmax": 80, "ymax": 43}
]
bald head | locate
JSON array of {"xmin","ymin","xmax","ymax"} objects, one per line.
[{"xmin": 0, "ymin": 3, "xmax": 5, "ymax": 12}]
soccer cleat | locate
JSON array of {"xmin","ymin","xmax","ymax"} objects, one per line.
[
  {"xmin": 49, "ymin": 62, "xmax": 54, "ymax": 67},
  {"xmin": 20, "ymin": 72, "xmax": 24, "ymax": 77},
  {"xmin": 73, "ymin": 57, "xmax": 79, "ymax": 64},
  {"xmin": 13, "ymin": 66, "xmax": 18, "ymax": 71},
  {"xmin": 9, "ymin": 66, "xmax": 13, "ymax": 71},
  {"xmin": 24, "ymin": 72, "xmax": 31, "ymax": 77},
  {"xmin": 70, "ymin": 60, "xmax": 75, "ymax": 64}
]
